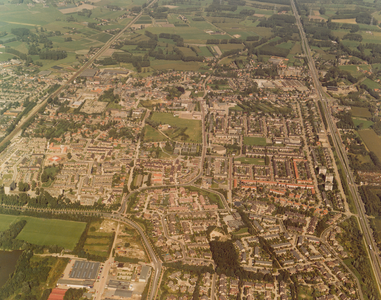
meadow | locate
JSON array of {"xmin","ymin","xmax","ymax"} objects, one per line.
[
  {"xmin": 150, "ymin": 112, "xmax": 202, "ymax": 143},
  {"xmin": 84, "ymin": 220, "xmax": 115, "ymax": 258},
  {"xmin": 243, "ymin": 136, "xmax": 267, "ymax": 146},
  {"xmin": 235, "ymin": 157, "xmax": 265, "ymax": 165},
  {"xmin": 352, "ymin": 118, "xmax": 374, "ymax": 129},
  {"xmin": 351, "ymin": 107, "xmax": 372, "ymax": 118},
  {"xmin": 0, "ymin": 214, "xmax": 86, "ymax": 250},
  {"xmin": 358, "ymin": 129, "xmax": 381, "ymax": 160},
  {"xmin": 143, "ymin": 125, "xmax": 168, "ymax": 142}
]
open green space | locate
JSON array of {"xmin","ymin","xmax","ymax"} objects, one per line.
[
  {"xmin": 297, "ymin": 285, "xmax": 314, "ymax": 300},
  {"xmin": 359, "ymin": 129, "xmax": 381, "ymax": 161},
  {"xmin": 143, "ymin": 125, "xmax": 168, "ymax": 142},
  {"xmin": 339, "ymin": 65, "xmax": 359, "ymax": 76},
  {"xmin": 352, "ymin": 117, "xmax": 374, "ymax": 129},
  {"xmin": 150, "ymin": 59, "xmax": 201, "ymax": 71},
  {"xmin": 351, "ymin": 106, "xmax": 372, "ymax": 118},
  {"xmin": 150, "ymin": 112, "xmax": 202, "ymax": 143},
  {"xmin": 0, "ymin": 214, "xmax": 86, "ymax": 250},
  {"xmin": 235, "ymin": 157, "xmax": 265, "ymax": 165},
  {"xmin": 362, "ymin": 78, "xmax": 381, "ymax": 90},
  {"xmin": 243, "ymin": 136, "xmax": 267, "ymax": 146}
]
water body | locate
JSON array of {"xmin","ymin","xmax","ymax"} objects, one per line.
[{"xmin": 0, "ymin": 250, "xmax": 22, "ymax": 287}]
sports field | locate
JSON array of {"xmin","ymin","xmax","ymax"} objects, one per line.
[
  {"xmin": 243, "ymin": 136, "xmax": 267, "ymax": 146},
  {"xmin": 150, "ymin": 112, "xmax": 202, "ymax": 143},
  {"xmin": 235, "ymin": 157, "xmax": 265, "ymax": 165},
  {"xmin": 0, "ymin": 215, "xmax": 86, "ymax": 250}
]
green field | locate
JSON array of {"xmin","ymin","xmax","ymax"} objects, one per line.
[
  {"xmin": 362, "ymin": 78, "xmax": 381, "ymax": 90},
  {"xmin": 150, "ymin": 59, "xmax": 201, "ymax": 71},
  {"xmin": 84, "ymin": 220, "xmax": 115, "ymax": 258},
  {"xmin": 352, "ymin": 106, "xmax": 372, "ymax": 118},
  {"xmin": 143, "ymin": 125, "xmax": 168, "ymax": 142},
  {"xmin": 150, "ymin": 112, "xmax": 202, "ymax": 143},
  {"xmin": 243, "ymin": 136, "xmax": 267, "ymax": 146},
  {"xmin": 90, "ymin": 32, "xmax": 113, "ymax": 43},
  {"xmin": 0, "ymin": 214, "xmax": 86, "ymax": 250},
  {"xmin": 359, "ymin": 129, "xmax": 381, "ymax": 160},
  {"xmin": 352, "ymin": 117, "xmax": 374, "ymax": 129},
  {"xmin": 339, "ymin": 65, "xmax": 358, "ymax": 76},
  {"xmin": 235, "ymin": 157, "xmax": 265, "ymax": 165}
]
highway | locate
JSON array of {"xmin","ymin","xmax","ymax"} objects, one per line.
[{"xmin": 290, "ymin": 0, "xmax": 381, "ymax": 295}]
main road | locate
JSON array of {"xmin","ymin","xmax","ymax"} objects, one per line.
[{"xmin": 290, "ymin": 0, "xmax": 381, "ymax": 295}]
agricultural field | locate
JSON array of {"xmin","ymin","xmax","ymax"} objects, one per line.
[
  {"xmin": 0, "ymin": 215, "xmax": 85, "ymax": 250},
  {"xmin": 84, "ymin": 219, "xmax": 116, "ymax": 258},
  {"xmin": 243, "ymin": 136, "xmax": 267, "ymax": 146},
  {"xmin": 358, "ymin": 129, "xmax": 381, "ymax": 160},
  {"xmin": 0, "ymin": 0, "xmax": 299, "ymax": 73},
  {"xmin": 362, "ymin": 78, "xmax": 381, "ymax": 90},
  {"xmin": 352, "ymin": 107, "xmax": 372, "ymax": 118},
  {"xmin": 150, "ymin": 112, "xmax": 202, "ymax": 143}
]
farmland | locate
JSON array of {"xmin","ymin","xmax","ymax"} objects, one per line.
[
  {"xmin": 351, "ymin": 107, "xmax": 372, "ymax": 118},
  {"xmin": 358, "ymin": 129, "xmax": 381, "ymax": 160},
  {"xmin": 84, "ymin": 220, "xmax": 116, "ymax": 258},
  {"xmin": 0, "ymin": 214, "xmax": 86, "ymax": 250},
  {"xmin": 0, "ymin": 0, "xmax": 296, "ymax": 73}
]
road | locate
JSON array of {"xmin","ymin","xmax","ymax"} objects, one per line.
[
  {"xmin": 290, "ymin": 0, "xmax": 381, "ymax": 295},
  {"xmin": 95, "ymin": 222, "xmax": 120, "ymax": 300},
  {"xmin": 105, "ymin": 213, "xmax": 162, "ymax": 300}
]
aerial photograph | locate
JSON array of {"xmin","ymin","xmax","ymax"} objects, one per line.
[{"xmin": 2, "ymin": 0, "xmax": 381, "ymax": 298}]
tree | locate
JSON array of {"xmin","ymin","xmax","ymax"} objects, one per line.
[{"xmin": 319, "ymin": 7, "xmax": 325, "ymax": 15}]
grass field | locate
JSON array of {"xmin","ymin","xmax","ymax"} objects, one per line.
[
  {"xmin": 150, "ymin": 59, "xmax": 201, "ymax": 71},
  {"xmin": 352, "ymin": 106, "xmax": 372, "ymax": 118},
  {"xmin": 143, "ymin": 125, "xmax": 168, "ymax": 142},
  {"xmin": 235, "ymin": 157, "xmax": 265, "ymax": 165},
  {"xmin": 339, "ymin": 65, "xmax": 358, "ymax": 76},
  {"xmin": 84, "ymin": 220, "xmax": 115, "ymax": 258},
  {"xmin": 362, "ymin": 78, "xmax": 381, "ymax": 90},
  {"xmin": 352, "ymin": 118, "xmax": 374, "ymax": 129},
  {"xmin": 90, "ymin": 32, "xmax": 113, "ymax": 43},
  {"xmin": 297, "ymin": 285, "xmax": 314, "ymax": 300},
  {"xmin": 359, "ymin": 129, "xmax": 381, "ymax": 160},
  {"xmin": 0, "ymin": 215, "xmax": 86, "ymax": 250},
  {"xmin": 243, "ymin": 136, "xmax": 267, "ymax": 146},
  {"xmin": 150, "ymin": 112, "xmax": 202, "ymax": 143}
]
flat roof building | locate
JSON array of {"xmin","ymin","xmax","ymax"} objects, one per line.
[{"xmin": 139, "ymin": 265, "xmax": 152, "ymax": 283}]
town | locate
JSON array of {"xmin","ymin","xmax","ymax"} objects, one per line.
[{"xmin": 1, "ymin": 0, "xmax": 381, "ymax": 299}]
